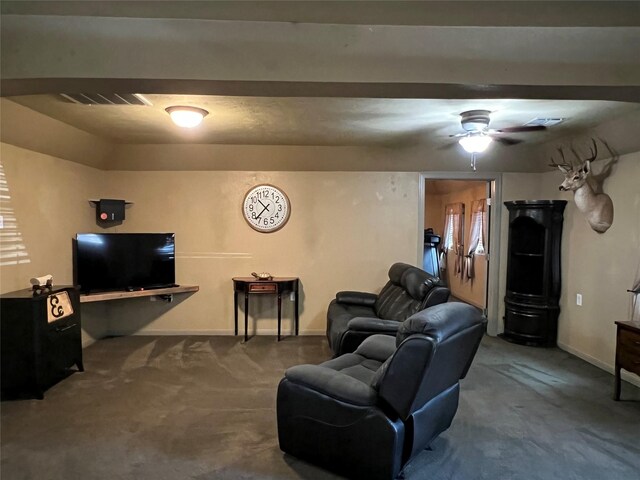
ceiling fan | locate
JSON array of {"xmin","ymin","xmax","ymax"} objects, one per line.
[{"xmin": 447, "ymin": 110, "xmax": 547, "ymax": 170}]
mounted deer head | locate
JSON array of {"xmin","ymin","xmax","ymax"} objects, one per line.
[{"xmin": 549, "ymin": 139, "xmax": 614, "ymax": 233}]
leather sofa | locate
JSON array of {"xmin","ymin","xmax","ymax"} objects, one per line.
[
  {"xmin": 277, "ymin": 302, "xmax": 486, "ymax": 480},
  {"xmin": 326, "ymin": 262, "xmax": 450, "ymax": 356}
]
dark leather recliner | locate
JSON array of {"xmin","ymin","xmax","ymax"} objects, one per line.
[
  {"xmin": 326, "ymin": 262, "xmax": 450, "ymax": 356},
  {"xmin": 278, "ymin": 303, "xmax": 486, "ymax": 480}
]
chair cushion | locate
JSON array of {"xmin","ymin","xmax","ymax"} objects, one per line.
[
  {"xmin": 374, "ymin": 263, "xmax": 443, "ymax": 321},
  {"xmin": 354, "ymin": 335, "xmax": 397, "ymax": 363},
  {"xmin": 283, "ymin": 364, "xmax": 377, "ymax": 406},
  {"xmin": 374, "ymin": 284, "xmax": 422, "ymax": 322},
  {"xmin": 320, "ymin": 353, "xmax": 384, "ymax": 386}
]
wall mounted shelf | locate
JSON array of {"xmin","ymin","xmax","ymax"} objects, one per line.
[{"xmin": 80, "ymin": 285, "xmax": 199, "ymax": 303}]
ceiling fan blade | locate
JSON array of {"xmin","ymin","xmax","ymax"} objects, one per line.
[
  {"xmin": 492, "ymin": 135, "xmax": 524, "ymax": 146},
  {"xmin": 448, "ymin": 133, "xmax": 467, "ymax": 138},
  {"xmin": 492, "ymin": 125, "xmax": 547, "ymax": 133},
  {"xmin": 438, "ymin": 141, "xmax": 460, "ymax": 151}
]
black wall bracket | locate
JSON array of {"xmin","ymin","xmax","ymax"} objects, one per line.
[{"xmin": 89, "ymin": 199, "xmax": 133, "ymax": 228}]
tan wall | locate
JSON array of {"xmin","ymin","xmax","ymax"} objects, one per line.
[
  {"xmin": 540, "ymin": 152, "xmax": 640, "ymax": 381},
  {"xmin": 0, "ymin": 141, "xmax": 420, "ymax": 337},
  {"xmin": 0, "ymin": 99, "xmax": 113, "ymax": 170},
  {"xmin": 0, "ymin": 143, "xmax": 110, "ymax": 345},
  {"xmin": 88, "ymin": 170, "xmax": 420, "ymax": 335},
  {"xmin": 497, "ymin": 155, "xmax": 640, "ymax": 386},
  {"xmin": 425, "ymin": 181, "xmax": 488, "ymax": 308}
]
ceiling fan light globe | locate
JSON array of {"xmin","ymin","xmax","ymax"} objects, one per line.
[
  {"xmin": 166, "ymin": 106, "xmax": 209, "ymax": 128},
  {"xmin": 459, "ymin": 134, "xmax": 492, "ymax": 153}
]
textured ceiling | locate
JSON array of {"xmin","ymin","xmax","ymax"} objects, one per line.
[
  {"xmin": 3, "ymin": 1, "xmax": 640, "ymax": 172},
  {"xmin": 9, "ymin": 95, "xmax": 640, "ymax": 147}
]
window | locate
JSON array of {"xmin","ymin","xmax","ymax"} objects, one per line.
[
  {"xmin": 442, "ymin": 203, "xmax": 464, "ymax": 277},
  {"xmin": 443, "ymin": 213, "xmax": 456, "ymax": 250},
  {"xmin": 464, "ymin": 199, "xmax": 487, "ymax": 280}
]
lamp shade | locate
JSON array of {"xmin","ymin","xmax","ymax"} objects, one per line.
[
  {"xmin": 166, "ymin": 106, "xmax": 209, "ymax": 128},
  {"xmin": 459, "ymin": 134, "xmax": 492, "ymax": 153}
]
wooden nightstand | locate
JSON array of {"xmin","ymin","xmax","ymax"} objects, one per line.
[{"xmin": 614, "ymin": 320, "xmax": 640, "ymax": 400}]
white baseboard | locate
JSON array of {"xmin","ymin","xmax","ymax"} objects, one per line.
[
  {"xmin": 557, "ymin": 341, "xmax": 640, "ymax": 388},
  {"xmin": 105, "ymin": 329, "xmax": 326, "ymax": 336},
  {"xmin": 82, "ymin": 337, "xmax": 98, "ymax": 348}
]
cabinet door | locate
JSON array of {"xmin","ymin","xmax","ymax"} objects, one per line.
[{"xmin": 43, "ymin": 317, "xmax": 82, "ymax": 384}]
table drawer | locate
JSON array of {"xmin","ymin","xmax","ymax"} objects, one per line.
[
  {"xmin": 249, "ymin": 283, "xmax": 277, "ymax": 293},
  {"xmin": 617, "ymin": 348, "xmax": 640, "ymax": 375},
  {"xmin": 618, "ymin": 328, "xmax": 640, "ymax": 356}
]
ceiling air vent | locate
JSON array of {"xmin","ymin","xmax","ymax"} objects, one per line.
[
  {"xmin": 59, "ymin": 93, "xmax": 152, "ymax": 106},
  {"xmin": 524, "ymin": 117, "xmax": 565, "ymax": 127}
]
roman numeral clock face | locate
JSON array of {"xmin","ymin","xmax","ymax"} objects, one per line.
[{"xmin": 242, "ymin": 184, "xmax": 291, "ymax": 233}]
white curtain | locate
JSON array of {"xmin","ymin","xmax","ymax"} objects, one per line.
[
  {"xmin": 464, "ymin": 199, "xmax": 487, "ymax": 281},
  {"xmin": 441, "ymin": 203, "xmax": 464, "ymax": 277}
]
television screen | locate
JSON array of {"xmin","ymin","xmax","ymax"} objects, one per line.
[{"xmin": 75, "ymin": 233, "xmax": 175, "ymax": 293}]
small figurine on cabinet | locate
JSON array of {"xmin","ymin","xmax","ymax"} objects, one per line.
[
  {"xmin": 251, "ymin": 272, "xmax": 273, "ymax": 281},
  {"xmin": 30, "ymin": 274, "xmax": 53, "ymax": 295}
]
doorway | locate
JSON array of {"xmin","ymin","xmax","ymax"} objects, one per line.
[{"xmin": 419, "ymin": 173, "xmax": 502, "ymax": 336}]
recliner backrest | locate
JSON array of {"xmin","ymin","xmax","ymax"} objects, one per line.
[
  {"xmin": 375, "ymin": 303, "xmax": 486, "ymax": 420},
  {"xmin": 374, "ymin": 263, "xmax": 445, "ymax": 321}
]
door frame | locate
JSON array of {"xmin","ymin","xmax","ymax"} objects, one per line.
[{"xmin": 418, "ymin": 172, "xmax": 503, "ymax": 336}]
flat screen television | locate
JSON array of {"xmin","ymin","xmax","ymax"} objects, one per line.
[{"xmin": 75, "ymin": 233, "xmax": 175, "ymax": 293}]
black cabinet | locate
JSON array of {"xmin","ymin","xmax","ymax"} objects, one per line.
[
  {"xmin": 503, "ymin": 200, "xmax": 567, "ymax": 347},
  {"xmin": 1, "ymin": 286, "xmax": 83, "ymax": 399}
]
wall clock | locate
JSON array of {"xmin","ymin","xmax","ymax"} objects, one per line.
[{"xmin": 242, "ymin": 184, "xmax": 291, "ymax": 233}]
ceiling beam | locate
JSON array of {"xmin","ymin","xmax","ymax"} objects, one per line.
[
  {"xmin": 2, "ymin": 1, "xmax": 639, "ymax": 27},
  {"xmin": 3, "ymin": 78, "xmax": 640, "ymax": 103}
]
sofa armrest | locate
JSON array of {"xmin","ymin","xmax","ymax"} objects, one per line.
[
  {"xmin": 336, "ymin": 291, "xmax": 378, "ymax": 307},
  {"xmin": 354, "ymin": 335, "xmax": 397, "ymax": 362},
  {"xmin": 347, "ymin": 317, "xmax": 400, "ymax": 334},
  {"xmin": 284, "ymin": 364, "xmax": 377, "ymax": 406}
]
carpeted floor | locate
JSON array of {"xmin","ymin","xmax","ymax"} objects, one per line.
[{"xmin": 1, "ymin": 335, "xmax": 639, "ymax": 480}]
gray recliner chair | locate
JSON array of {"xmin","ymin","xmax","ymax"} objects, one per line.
[
  {"xmin": 326, "ymin": 262, "xmax": 450, "ymax": 356},
  {"xmin": 278, "ymin": 302, "xmax": 486, "ymax": 480}
]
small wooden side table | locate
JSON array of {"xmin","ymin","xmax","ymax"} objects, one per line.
[
  {"xmin": 233, "ymin": 277, "xmax": 299, "ymax": 342},
  {"xmin": 614, "ymin": 320, "xmax": 640, "ymax": 400}
]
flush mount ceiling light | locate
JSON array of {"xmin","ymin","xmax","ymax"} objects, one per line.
[
  {"xmin": 165, "ymin": 106, "xmax": 209, "ymax": 128},
  {"xmin": 458, "ymin": 133, "xmax": 492, "ymax": 171}
]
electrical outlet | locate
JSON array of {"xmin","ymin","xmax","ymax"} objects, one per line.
[{"xmin": 576, "ymin": 293, "xmax": 582, "ymax": 306}]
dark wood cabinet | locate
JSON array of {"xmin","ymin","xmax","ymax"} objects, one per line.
[
  {"xmin": 503, "ymin": 200, "xmax": 567, "ymax": 347},
  {"xmin": 614, "ymin": 321, "xmax": 640, "ymax": 400},
  {"xmin": 1, "ymin": 286, "xmax": 83, "ymax": 399}
]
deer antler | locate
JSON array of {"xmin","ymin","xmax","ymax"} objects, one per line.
[
  {"xmin": 587, "ymin": 137, "xmax": 598, "ymax": 162},
  {"xmin": 570, "ymin": 138, "xmax": 599, "ymax": 164},
  {"xmin": 548, "ymin": 147, "xmax": 572, "ymax": 169}
]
